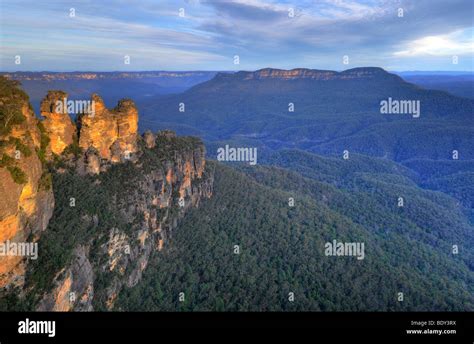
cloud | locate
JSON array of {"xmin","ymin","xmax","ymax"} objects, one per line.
[
  {"xmin": 202, "ymin": 0, "xmax": 290, "ymax": 20},
  {"xmin": 394, "ymin": 33, "xmax": 474, "ymax": 57},
  {"xmin": 0, "ymin": 0, "xmax": 472, "ymax": 71}
]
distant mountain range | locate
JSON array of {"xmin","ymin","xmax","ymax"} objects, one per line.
[
  {"xmin": 4, "ymin": 67, "xmax": 472, "ymax": 181},
  {"xmin": 1, "ymin": 71, "xmax": 217, "ymax": 81},
  {"xmin": 138, "ymin": 67, "xmax": 473, "ymax": 161},
  {"xmin": 396, "ymin": 72, "xmax": 474, "ymax": 100},
  {"xmin": 1, "ymin": 71, "xmax": 217, "ymax": 113},
  {"xmin": 135, "ymin": 67, "xmax": 474, "ymax": 218}
]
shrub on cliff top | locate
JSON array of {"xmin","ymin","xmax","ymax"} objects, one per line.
[
  {"xmin": 38, "ymin": 172, "xmax": 52, "ymax": 191},
  {"xmin": 0, "ymin": 153, "xmax": 14, "ymax": 168},
  {"xmin": 62, "ymin": 137, "xmax": 82, "ymax": 158},
  {"xmin": 9, "ymin": 137, "xmax": 32, "ymax": 157},
  {"xmin": 36, "ymin": 120, "xmax": 50, "ymax": 165},
  {"xmin": 0, "ymin": 76, "xmax": 28, "ymax": 136},
  {"xmin": 7, "ymin": 165, "xmax": 27, "ymax": 184}
]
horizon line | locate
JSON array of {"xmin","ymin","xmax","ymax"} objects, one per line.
[{"xmin": 1, "ymin": 69, "xmax": 473, "ymax": 74}]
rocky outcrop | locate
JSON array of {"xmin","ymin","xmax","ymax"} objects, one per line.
[
  {"xmin": 97, "ymin": 133, "xmax": 212, "ymax": 309},
  {"xmin": 83, "ymin": 148, "xmax": 101, "ymax": 175},
  {"xmin": 39, "ymin": 91, "xmax": 76, "ymax": 156},
  {"xmin": 34, "ymin": 131, "xmax": 213, "ymax": 311},
  {"xmin": 37, "ymin": 246, "xmax": 94, "ymax": 312},
  {"xmin": 143, "ymin": 130, "xmax": 156, "ymax": 149},
  {"xmin": 0, "ymin": 77, "xmax": 54, "ymax": 289},
  {"xmin": 78, "ymin": 94, "xmax": 138, "ymax": 164}
]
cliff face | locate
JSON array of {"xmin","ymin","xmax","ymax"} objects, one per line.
[
  {"xmin": 0, "ymin": 78, "xmax": 54, "ymax": 289},
  {"xmin": 1, "ymin": 81, "xmax": 214, "ymax": 311},
  {"xmin": 99, "ymin": 136, "xmax": 211, "ymax": 310},
  {"xmin": 220, "ymin": 67, "xmax": 401, "ymax": 81},
  {"xmin": 39, "ymin": 91, "xmax": 76, "ymax": 156},
  {"xmin": 78, "ymin": 94, "xmax": 138, "ymax": 164},
  {"xmin": 36, "ymin": 245, "xmax": 94, "ymax": 311},
  {"xmin": 35, "ymin": 132, "xmax": 213, "ymax": 311}
]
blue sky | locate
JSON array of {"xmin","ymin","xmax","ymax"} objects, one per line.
[{"xmin": 0, "ymin": 0, "xmax": 472, "ymax": 71}]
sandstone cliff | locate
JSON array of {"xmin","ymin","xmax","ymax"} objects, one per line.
[
  {"xmin": 36, "ymin": 245, "xmax": 94, "ymax": 311},
  {"xmin": 34, "ymin": 131, "xmax": 213, "ymax": 311},
  {"xmin": 1, "ymin": 81, "xmax": 214, "ymax": 311},
  {"xmin": 0, "ymin": 77, "xmax": 54, "ymax": 289},
  {"xmin": 218, "ymin": 67, "xmax": 402, "ymax": 81},
  {"xmin": 77, "ymin": 94, "xmax": 138, "ymax": 164},
  {"xmin": 39, "ymin": 90, "xmax": 76, "ymax": 156}
]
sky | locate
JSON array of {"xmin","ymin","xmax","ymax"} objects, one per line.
[{"xmin": 0, "ymin": 0, "xmax": 473, "ymax": 72}]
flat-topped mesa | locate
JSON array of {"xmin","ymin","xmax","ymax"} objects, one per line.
[
  {"xmin": 339, "ymin": 67, "xmax": 398, "ymax": 79},
  {"xmin": 78, "ymin": 94, "xmax": 138, "ymax": 164},
  {"xmin": 245, "ymin": 68, "xmax": 338, "ymax": 80},
  {"xmin": 39, "ymin": 91, "xmax": 76, "ymax": 156},
  {"xmin": 219, "ymin": 67, "xmax": 399, "ymax": 81}
]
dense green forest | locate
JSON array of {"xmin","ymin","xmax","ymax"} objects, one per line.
[
  {"xmin": 2, "ymin": 134, "xmax": 472, "ymax": 312},
  {"xmin": 116, "ymin": 161, "xmax": 474, "ymax": 311}
]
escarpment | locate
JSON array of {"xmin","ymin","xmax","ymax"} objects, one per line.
[
  {"xmin": 0, "ymin": 78, "xmax": 214, "ymax": 310},
  {"xmin": 0, "ymin": 78, "xmax": 54, "ymax": 289},
  {"xmin": 214, "ymin": 67, "xmax": 402, "ymax": 82},
  {"xmin": 32, "ymin": 132, "xmax": 213, "ymax": 311}
]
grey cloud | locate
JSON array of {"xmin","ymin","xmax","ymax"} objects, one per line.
[
  {"xmin": 202, "ymin": 0, "xmax": 288, "ymax": 21},
  {"xmin": 198, "ymin": 0, "xmax": 473, "ymax": 57}
]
